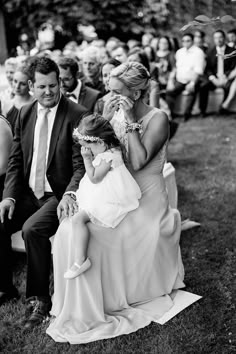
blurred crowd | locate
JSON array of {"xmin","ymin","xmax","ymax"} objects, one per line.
[{"xmin": 1, "ymin": 24, "xmax": 236, "ymax": 132}]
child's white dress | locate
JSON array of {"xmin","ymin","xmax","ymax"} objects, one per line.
[{"xmin": 76, "ymin": 149, "xmax": 141, "ymax": 228}]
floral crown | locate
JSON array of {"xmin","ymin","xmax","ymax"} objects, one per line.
[{"xmin": 73, "ymin": 128, "xmax": 104, "ymax": 144}]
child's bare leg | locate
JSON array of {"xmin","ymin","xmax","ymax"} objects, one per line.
[
  {"xmin": 64, "ymin": 211, "xmax": 91, "ymax": 279},
  {"xmin": 71, "ymin": 210, "xmax": 90, "ymax": 265}
]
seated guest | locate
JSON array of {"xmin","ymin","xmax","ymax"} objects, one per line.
[
  {"xmin": 111, "ymin": 43, "xmax": 129, "ymax": 63},
  {"xmin": 227, "ymin": 29, "xmax": 236, "ymax": 49},
  {"xmin": 0, "ymin": 58, "xmax": 18, "ymax": 111},
  {"xmin": 1, "ymin": 64, "xmax": 34, "ymax": 132},
  {"xmin": 82, "ymin": 46, "xmax": 105, "ymax": 95},
  {"xmin": 156, "ymin": 36, "xmax": 176, "ymax": 92},
  {"xmin": 194, "ymin": 30, "xmax": 208, "ymax": 53},
  {"xmin": 199, "ymin": 30, "xmax": 236, "ymax": 116},
  {"xmin": 0, "ymin": 115, "xmax": 13, "ymax": 199},
  {"xmin": 105, "ymin": 37, "xmax": 120, "ymax": 55},
  {"xmin": 94, "ymin": 58, "xmax": 121, "ymax": 115},
  {"xmin": 58, "ymin": 56, "xmax": 100, "ymax": 112},
  {"xmin": 0, "ymin": 57, "xmax": 87, "ymax": 327},
  {"xmin": 166, "ymin": 33, "xmax": 205, "ymax": 121}
]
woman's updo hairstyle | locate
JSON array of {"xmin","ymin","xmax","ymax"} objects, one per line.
[{"xmin": 110, "ymin": 61, "xmax": 151, "ymax": 99}]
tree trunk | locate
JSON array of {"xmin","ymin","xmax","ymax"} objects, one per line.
[{"xmin": 0, "ymin": 8, "xmax": 8, "ymax": 64}]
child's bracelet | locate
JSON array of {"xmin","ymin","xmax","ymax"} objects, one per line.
[{"xmin": 125, "ymin": 122, "xmax": 143, "ymax": 134}]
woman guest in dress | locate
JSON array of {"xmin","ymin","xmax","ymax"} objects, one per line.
[
  {"xmin": 47, "ymin": 61, "xmax": 184, "ymax": 344},
  {"xmin": 0, "ymin": 115, "xmax": 13, "ymax": 199},
  {"xmin": 94, "ymin": 58, "xmax": 121, "ymax": 115},
  {"xmin": 1, "ymin": 64, "xmax": 34, "ymax": 132},
  {"xmin": 156, "ymin": 36, "xmax": 176, "ymax": 94}
]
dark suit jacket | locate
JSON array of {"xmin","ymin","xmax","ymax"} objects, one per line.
[
  {"xmin": 78, "ymin": 82, "xmax": 101, "ymax": 112},
  {"xmin": 205, "ymin": 45, "xmax": 236, "ymax": 77},
  {"xmin": 3, "ymin": 95, "xmax": 87, "ymax": 201}
]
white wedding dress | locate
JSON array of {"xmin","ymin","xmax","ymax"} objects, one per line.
[{"xmin": 46, "ymin": 108, "xmax": 185, "ymax": 344}]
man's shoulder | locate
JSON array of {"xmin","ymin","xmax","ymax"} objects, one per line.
[
  {"xmin": 64, "ymin": 95, "xmax": 87, "ymax": 117},
  {"xmin": 84, "ymin": 85, "xmax": 100, "ymax": 97},
  {"xmin": 18, "ymin": 100, "xmax": 37, "ymax": 118}
]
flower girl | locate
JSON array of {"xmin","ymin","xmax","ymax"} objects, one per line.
[{"xmin": 64, "ymin": 114, "xmax": 141, "ymax": 279}]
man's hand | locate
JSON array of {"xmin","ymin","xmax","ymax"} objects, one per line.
[
  {"xmin": 57, "ymin": 195, "xmax": 78, "ymax": 222},
  {"xmin": 0, "ymin": 199, "xmax": 15, "ymax": 223}
]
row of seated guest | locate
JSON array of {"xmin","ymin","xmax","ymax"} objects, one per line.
[{"xmin": 165, "ymin": 30, "xmax": 236, "ymax": 120}]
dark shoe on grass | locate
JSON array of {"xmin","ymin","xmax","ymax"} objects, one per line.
[
  {"xmin": 24, "ymin": 298, "xmax": 52, "ymax": 329},
  {"xmin": 218, "ymin": 106, "xmax": 232, "ymax": 116},
  {"xmin": 183, "ymin": 113, "xmax": 191, "ymax": 122},
  {"xmin": 169, "ymin": 121, "xmax": 179, "ymax": 140},
  {"xmin": 0, "ymin": 287, "xmax": 19, "ymax": 306}
]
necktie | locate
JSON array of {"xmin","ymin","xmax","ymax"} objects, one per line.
[
  {"xmin": 217, "ymin": 48, "xmax": 224, "ymax": 78},
  {"xmin": 34, "ymin": 108, "xmax": 50, "ymax": 199}
]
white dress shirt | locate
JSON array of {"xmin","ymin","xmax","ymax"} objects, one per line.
[
  {"xmin": 66, "ymin": 80, "xmax": 82, "ymax": 103},
  {"xmin": 29, "ymin": 100, "xmax": 60, "ymax": 194},
  {"xmin": 176, "ymin": 45, "xmax": 206, "ymax": 84},
  {"xmin": 216, "ymin": 45, "xmax": 226, "ymax": 78}
]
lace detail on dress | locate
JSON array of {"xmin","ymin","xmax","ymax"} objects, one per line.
[{"xmin": 92, "ymin": 149, "xmax": 123, "ymax": 169}]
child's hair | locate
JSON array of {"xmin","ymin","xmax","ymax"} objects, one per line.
[{"xmin": 74, "ymin": 113, "xmax": 122, "ymax": 151}]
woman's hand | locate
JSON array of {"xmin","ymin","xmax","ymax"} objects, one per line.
[
  {"xmin": 119, "ymin": 96, "xmax": 136, "ymax": 123},
  {"xmin": 103, "ymin": 95, "xmax": 120, "ymax": 121},
  {"xmin": 81, "ymin": 146, "xmax": 93, "ymax": 160}
]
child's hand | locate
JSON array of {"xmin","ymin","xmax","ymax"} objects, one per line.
[{"xmin": 81, "ymin": 146, "xmax": 93, "ymax": 159}]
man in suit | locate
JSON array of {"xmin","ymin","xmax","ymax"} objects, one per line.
[
  {"xmin": 58, "ymin": 56, "xmax": 101, "ymax": 112},
  {"xmin": 199, "ymin": 30, "xmax": 236, "ymax": 116},
  {"xmin": 0, "ymin": 57, "xmax": 87, "ymax": 328}
]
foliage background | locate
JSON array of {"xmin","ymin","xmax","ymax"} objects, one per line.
[{"xmin": 2, "ymin": 0, "xmax": 236, "ymax": 54}]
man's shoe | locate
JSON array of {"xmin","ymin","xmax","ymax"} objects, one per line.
[
  {"xmin": 0, "ymin": 287, "xmax": 19, "ymax": 306},
  {"xmin": 24, "ymin": 298, "xmax": 51, "ymax": 329},
  {"xmin": 169, "ymin": 121, "xmax": 179, "ymax": 140}
]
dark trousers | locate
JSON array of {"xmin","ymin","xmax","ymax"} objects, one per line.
[
  {"xmin": 199, "ymin": 77, "xmax": 233, "ymax": 114},
  {"xmin": 0, "ymin": 190, "xmax": 59, "ymax": 299},
  {"xmin": 166, "ymin": 81, "xmax": 198, "ymax": 117}
]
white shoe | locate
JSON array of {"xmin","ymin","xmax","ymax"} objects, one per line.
[{"xmin": 64, "ymin": 258, "xmax": 91, "ymax": 279}]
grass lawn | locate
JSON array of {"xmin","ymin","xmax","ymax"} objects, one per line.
[{"xmin": 0, "ymin": 115, "xmax": 236, "ymax": 353}]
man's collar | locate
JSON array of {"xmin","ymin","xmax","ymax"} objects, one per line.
[
  {"xmin": 37, "ymin": 94, "xmax": 62, "ymax": 114},
  {"xmin": 66, "ymin": 80, "xmax": 81, "ymax": 100}
]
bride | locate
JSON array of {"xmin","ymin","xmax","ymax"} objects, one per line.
[{"xmin": 46, "ymin": 61, "xmax": 185, "ymax": 344}]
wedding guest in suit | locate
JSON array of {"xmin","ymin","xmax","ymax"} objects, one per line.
[
  {"xmin": 199, "ymin": 30, "xmax": 236, "ymax": 116},
  {"xmin": 0, "ymin": 115, "xmax": 13, "ymax": 199},
  {"xmin": 58, "ymin": 56, "xmax": 100, "ymax": 112},
  {"xmin": 82, "ymin": 46, "xmax": 105, "ymax": 95},
  {"xmin": 0, "ymin": 57, "xmax": 87, "ymax": 329}
]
